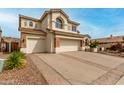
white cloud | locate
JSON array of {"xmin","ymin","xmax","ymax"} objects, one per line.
[{"xmin": 0, "ymin": 12, "xmax": 17, "ymax": 24}]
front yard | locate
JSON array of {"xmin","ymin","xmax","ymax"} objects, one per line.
[
  {"xmin": 99, "ymin": 51, "xmax": 124, "ymax": 58},
  {"xmin": 0, "ymin": 52, "xmax": 48, "ymax": 85}
]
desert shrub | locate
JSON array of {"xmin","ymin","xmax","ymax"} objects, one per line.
[
  {"xmin": 4, "ymin": 51, "xmax": 26, "ymax": 69},
  {"xmin": 119, "ymin": 46, "xmax": 124, "ymax": 52},
  {"xmin": 109, "ymin": 43, "xmax": 122, "ymax": 51},
  {"xmin": 16, "ymin": 51, "xmax": 25, "ymax": 59},
  {"xmin": 90, "ymin": 41, "xmax": 99, "ymax": 48}
]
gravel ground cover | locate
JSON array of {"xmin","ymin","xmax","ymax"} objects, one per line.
[
  {"xmin": 0, "ymin": 57, "xmax": 48, "ymax": 85},
  {"xmin": 99, "ymin": 51, "xmax": 124, "ymax": 58},
  {"xmin": 0, "ymin": 52, "xmax": 9, "ymax": 59}
]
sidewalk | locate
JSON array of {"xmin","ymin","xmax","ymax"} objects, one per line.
[{"xmin": 116, "ymin": 76, "xmax": 124, "ymax": 85}]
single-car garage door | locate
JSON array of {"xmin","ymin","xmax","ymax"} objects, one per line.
[
  {"xmin": 59, "ymin": 39, "xmax": 79, "ymax": 52},
  {"xmin": 27, "ymin": 38, "xmax": 46, "ymax": 53}
]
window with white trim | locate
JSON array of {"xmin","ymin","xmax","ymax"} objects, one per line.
[
  {"xmin": 72, "ymin": 26, "xmax": 77, "ymax": 31},
  {"xmin": 29, "ymin": 21, "xmax": 33, "ymax": 27}
]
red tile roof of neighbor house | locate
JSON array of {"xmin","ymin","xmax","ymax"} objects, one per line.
[
  {"xmin": 2, "ymin": 37, "xmax": 20, "ymax": 43},
  {"xmin": 92, "ymin": 35, "xmax": 124, "ymax": 43}
]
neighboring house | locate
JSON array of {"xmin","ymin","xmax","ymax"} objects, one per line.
[
  {"xmin": 92, "ymin": 35, "xmax": 124, "ymax": 50},
  {"xmin": 0, "ymin": 27, "xmax": 2, "ymax": 51},
  {"xmin": 0, "ymin": 29, "xmax": 20, "ymax": 52},
  {"xmin": 19, "ymin": 9, "xmax": 90, "ymax": 53}
]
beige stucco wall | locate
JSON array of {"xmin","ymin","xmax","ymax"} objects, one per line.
[
  {"xmin": 51, "ymin": 12, "xmax": 78, "ymax": 33},
  {"xmin": 68, "ymin": 23, "xmax": 73, "ymax": 31},
  {"xmin": 52, "ymin": 12, "xmax": 68, "ymax": 27},
  {"xmin": 46, "ymin": 32, "xmax": 55, "ymax": 53},
  {"xmin": 56, "ymin": 35, "xmax": 82, "ymax": 40},
  {"xmin": 20, "ymin": 18, "xmax": 41, "ymax": 29},
  {"xmin": 20, "ymin": 11, "xmax": 79, "ymax": 34},
  {"xmin": 41, "ymin": 15, "xmax": 49, "ymax": 31}
]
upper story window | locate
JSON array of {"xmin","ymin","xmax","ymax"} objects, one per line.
[
  {"xmin": 55, "ymin": 18, "xmax": 63, "ymax": 29},
  {"xmin": 29, "ymin": 21, "xmax": 33, "ymax": 27},
  {"xmin": 24, "ymin": 21, "xmax": 27, "ymax": 27},
  {"xmin": 35, "ymin": 24, "xmax": 38, "ymax": 28},
  {"xmin": 72, "ymin": 26, "xmax": 77, "ymax": 31}
]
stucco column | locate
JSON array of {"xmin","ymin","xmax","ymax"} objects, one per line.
[
  {"xmin": 20, "ymin": 33, "xmax": 27, "ymax": 53},
  {"xmin": 54, "ymin": 37, "xmax": 60, "ymax": 48},
  {"xmin": 21, "ymin": 33, "xmax": 26, "ymax": 48},
  {"xmin": 79, "ymin": 40, "xmax": 83, "ymax": 51},
  {"xmin": 80, "ymin": 40, "xmax": 83, "ymax": 47},
  {"xmin": 9, "ymin": 42, "xmax": 11, "ymax": 52}
]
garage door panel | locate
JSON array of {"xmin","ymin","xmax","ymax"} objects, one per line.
[
  {"xmin": 27, "ymin": 38, "xmax": 46, "ymax": 53},
  {"xmin": 59, "ymin": 39, "xmax": 79, "ymax": 52}
]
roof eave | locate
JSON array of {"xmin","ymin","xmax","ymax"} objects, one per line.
[{"xmin": 19, "ymin": 14, "xmax": 40, "ymax": 22}]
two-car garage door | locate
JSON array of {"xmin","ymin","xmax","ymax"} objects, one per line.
[
  {"xmin": 27, "ymin": 37, "xmax": 46, "ymax": 53},
  {"xmin": 57, "ymin": 39, "xmax": 79, "ymax": 52}
]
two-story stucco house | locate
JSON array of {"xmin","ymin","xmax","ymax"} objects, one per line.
[{"xmin": 19, "ymin": 9, "xmax": 90, "ymax": 53}]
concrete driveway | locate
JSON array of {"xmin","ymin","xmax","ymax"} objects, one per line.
[{"xmin": 28, "ymin": 51, "xmax": 124, "ymax": 85}]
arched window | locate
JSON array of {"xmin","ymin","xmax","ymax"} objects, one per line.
[{"xmin": 55, "ymin": 18, "xmax": 63, "ymax": 29}]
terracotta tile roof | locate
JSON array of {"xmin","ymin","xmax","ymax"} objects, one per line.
[
  {"xmin": 19, "ymin": 28, "xmax": 46, "ymax": 36},
  {"xmin": 92, "ymin": 36, "xmax": 124, "ymax": 43},
  {"xmin": 2, "ymin": 37, "xmax": 20, "ymax": 43},
  {"xmin": 19, "ymin": 14, "xmax": 40, "ymax": 22},
  {"xmin": 47, "ymin": 28, "xmax": 87, "ymax": 38}
]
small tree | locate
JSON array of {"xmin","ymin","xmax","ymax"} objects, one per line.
[{"xmin": 90, "ymin": 41, "xmax": 99, "ymax": 48}]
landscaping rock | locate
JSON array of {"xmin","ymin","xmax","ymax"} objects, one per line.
[{"xmin": 0, "ymin": 57, "xmax": 48, "ymax": 85}]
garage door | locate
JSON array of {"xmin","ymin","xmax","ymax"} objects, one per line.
[
  {"xmin": 59, "ymin": 39, "xmax": 79, "ymax": 52},
  {"xmin": 27, "ymin": 38, "xmax": 46, "ymax": 53}
]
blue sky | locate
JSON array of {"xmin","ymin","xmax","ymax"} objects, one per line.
[{"xmin": 0, "ymin": 8, "xmax": 124, "ymax": 39}]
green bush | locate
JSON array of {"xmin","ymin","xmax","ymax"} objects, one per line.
[
  {"xmin": 90, "ymin": 41, "xmax": 99, "ymax": 48},
  {"xmin": 5, "ymin": 51, "xmax": 26, "ymax": 70},
  {"xmin": 16, "ymin": 51, "xmax": 25, "ymax": 59}
]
